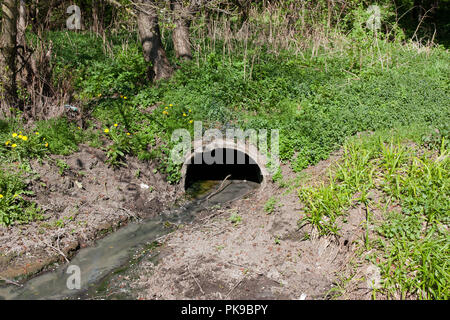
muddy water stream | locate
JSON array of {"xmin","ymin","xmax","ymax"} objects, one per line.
[{"xmin": 0, "ymin": 180, "xmax": 258, "ymax": 300}]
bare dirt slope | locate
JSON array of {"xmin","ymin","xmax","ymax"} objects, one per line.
[
  {"xmin": 0, "ymin": 145, "xmax": 179, "ymax": 280},
  {"xmin": 130, "ymin": 152, "xmax": 379, "ymax": 300}
]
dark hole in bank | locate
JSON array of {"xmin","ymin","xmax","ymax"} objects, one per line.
[{"xmin": 184, "ymin": 148, "xmax": 263, "ymax": 190}]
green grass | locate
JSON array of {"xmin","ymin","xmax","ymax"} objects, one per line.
[
  {"xmin": 13, "ymin": 30, "xmax": 447, "ymax": 185},
  {"xmin": 264, "ymin": 196, "xmax": 279, "ymax": 214},
  {"xmin": 297, "ymin": 127, "xmax": 449, "ymax": 299}
]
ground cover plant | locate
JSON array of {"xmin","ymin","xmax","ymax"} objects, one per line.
[{"xmin": 297, "ymin": 127, "xmax": 449, "ymax": 299}]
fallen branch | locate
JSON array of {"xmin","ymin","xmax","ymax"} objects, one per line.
[
  {"xmin": 0, "ymin": 276, "xmax": 23, "ymax": 287},
  {"xmin": 43, "ymin": 240, "xmax": 69, "ymax": 263},
  {"xmin": 206, "ymin": 174, "xmax": 232, "ymax": 200}
]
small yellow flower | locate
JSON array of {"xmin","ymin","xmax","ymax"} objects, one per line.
[
  {"xmin": 0, "ymin": 194, "xmax": 3, "ymax": 199},
  {"xmin": 123, "ymin": 96, "xmax": 127, "ymax": 100},
  {"xmin": 45, "ymin": 143, "xmax": 48, "ymax": 147},
  {"xmin": 77, "ymin": 127, "xmax": 81, "ymax": 130},
  {"xmin": 126, "ymin": 132, "xmax": 131, "ymax": 136},
  {"xmin": 114, "ymin": 123, "xmax": 118, "ymax": 127},
  {"xmin": 162, "ymin": 110, "xmax": 168, "ymax": 115},
  {"xmin": 12, "ymin": 133, "xmax": 17, "ymax": 138},
  {"xmin": 13, "ymin": 194, "xmax": 18, "ymax": 198},
  {"xmin": 189, "ymin": 109, "xmax": 192, "ymax": 113},
  {"xmin": 22, "ymin": 136, "xmax": 28, "ymax": 141},
  {"xmin": 189, "ymin": 120, "xmax": 193, "ymax": 124},
  {"xmin": 5, "ymin": 141, "xmax": 10, "ymax": 146},
  {"xmin": 104, "ymin": 128, "xmax": 110, "ymax": 133},
  {"xmin": 35, "ymin": 132, "xmax": 39, "ymax": 135},
  {"xmin": 183, "ymin": 113, "xmax": 187, "ymax": 117},
  {"xmin": 11, "ymin": 144, "xmax": 17, "ymax": 148},
  {"xmin": 165, "ymin": 106, "xmax": 168, "ymax": 110},
  {"xmin": 169, "ymin": 104, "xmax": 173, "ymax": 107},
  {"xmin": 98, "ymin": 93, "xmax": 102, "ymax": 97},
  {"xmin": 18, "ymin": 134, "xmax": 23, "ymax": 139},
  {"xmin": 120, "ymin": 95, "xmax": 123, "ymax": 98}
]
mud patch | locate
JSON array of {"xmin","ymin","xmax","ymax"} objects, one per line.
[{"xmin": 0, "ymin": 145, "xmax": 179, "ymax": 281}]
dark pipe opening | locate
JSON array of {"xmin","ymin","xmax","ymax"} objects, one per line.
[{"xmin": 184, "ymin": 148, "xmax": 263, "ymax": 190}]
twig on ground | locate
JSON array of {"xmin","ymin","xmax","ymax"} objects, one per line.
[
  {"xmin": 43, "ymin": 240, "xmax": 69, "ymax": 263},
  {"xmin": 187, "ymin": 264, "xmax": 205, "ymax": 295},
  {"xmin": 225, "ymin": 275, "xmax": 245, "ymax": 299},
  {"xmin": 206, "ymin": 174, "xmax": 232, "ymax": 200},
  {"xmin": 0, "ymin": 276, "xmax": 23, "ymax": 287}
]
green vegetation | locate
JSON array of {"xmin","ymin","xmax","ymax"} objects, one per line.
[
  {"xmin": 298, "ymin": 127, "xmax": 449, "ymax": 299},
  {"xmin": 0, "ymin": 168, "xmax": 43, "ymax": 226},
  {"xmin": 264, "ymin": 196, "xmax": 279, "ymax": 214},
  {"xmin": 229, "ymin": 211, "xmax": 242, "ymax": 225}
]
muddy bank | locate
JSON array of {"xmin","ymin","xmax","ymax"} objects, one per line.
[
  {"xmin": 0, "ymin": 145, "xmax": 181, "ymax": 281},
  {"xmin": 124, "ymin": 151, "xmax": 379, "ymax": 300}
]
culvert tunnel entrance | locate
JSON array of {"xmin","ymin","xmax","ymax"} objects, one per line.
[{"xmin": 183, "ymin": 147, "xmax": 264, "ymax": 190}]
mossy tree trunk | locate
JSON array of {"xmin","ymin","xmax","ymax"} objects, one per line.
[
  {"xmin": 0, "ymin": 0, "xmax": 19, "ymax": 114},
  {"xmin": 137, "ymin": 0, "xmax": 173, "ymax": 81},
  {"xmin": 170, "ymin": 0, "xmax": 194, "ymax": 61}
]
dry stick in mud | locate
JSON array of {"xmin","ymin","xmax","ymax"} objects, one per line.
[
  {"xmin": 43, "ymin": 240, "xmax": 70, "ymax": 263},
  {"xmin": 206, "ymin": 174, "xmax": 232, "ymax": 200},
  {"xmin": 187, "ymin": 264, "xmax": 205, "ymax": 295},
  {"xmin": 225, "ymin": 275, "xmax": 246, "ymax": 299},
  {"xmin": 0, "ymin": 276, "xmax": 23, "ymax": 287}
]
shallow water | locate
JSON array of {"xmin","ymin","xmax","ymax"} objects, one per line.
[{"xmin": 0, "ymin": 180, "xmax": 259, "ymax": 300}]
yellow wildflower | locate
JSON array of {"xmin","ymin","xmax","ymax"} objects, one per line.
[
  {"xmin": 18, "ymin": 134, "xmax": 23, "ymax": 139},
  {"xmin": 0, "ymin": 194, "xmax": 3, "ymax": 199},
  {"xmin": 45, "ymin": 143, "xmax": 48, "ymax": 147},
  {"xmin": 22, "ymin": 136, "xmax": 28, "ymax": 141},
  {"xmin": 189, "ymin": 109, "xmax": 192, "ymax": 113},
  {"xmin": 165, "ymin": 106, "xmax": 168, "ymax": 110},
  {"xmin": 104, "ymin": 128, "xmax": 110, "ymax": 133},
  {"xmin": 11, "ymin": 144, "xmax": 17, "ymax": 148},
  {"xmin": 123, "ymin": 96, "xmax": 127, "ymax": 100},
  {"xmin": 189, "ymin": 120, "xmax": 193, "ymax": 124},
  {"xmin": 5, "ymin": 141, "xmax": 10, "ymax": 146},
  {"xmin": 35, "ymin": 132, "xmax": 39, "ymax": 135},
  {"xmin": 114, "ymin": 123, "xmax": 118, "ymax": 127},
  {"xmin": 12, "ymin": 133, "xmax": 17, "ymax": 138},
  {"xmin": 169, "ymin": 104, "xmax": 173, "ymax": 107},
  {"xmin": 183, "ymin": 113, "xmax": 187, "ymax": 117},
  {"xmin": 126, "ymin": 132, "xmax": 131, "ymax": 136}
]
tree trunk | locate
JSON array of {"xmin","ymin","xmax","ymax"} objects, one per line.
[
  {"xmin": 171, "ymin": 0, "xmax": 193, "ymax": 60},
  {"xmin": 18, "ymin": 0, "xmax": 27, "ymax": 43},
  {"xmin": 137, "ymin": 0, "xmax": 173, "ymax": 81},
  {"xmin": 0, "ymin": 0, "xmax": 19, "ymax": 113}
]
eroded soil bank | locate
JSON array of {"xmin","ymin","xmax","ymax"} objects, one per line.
[
  {"xmin": 94, "ymin": 152, "xmax": 381, "ymax": 300},
  {"xmin": 0, "ymin": 145, "xmax": 181, "ymax": 281},
  {"xmin": 1, "ymin": 148, "xmax": 380, "ymax": 300}
]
